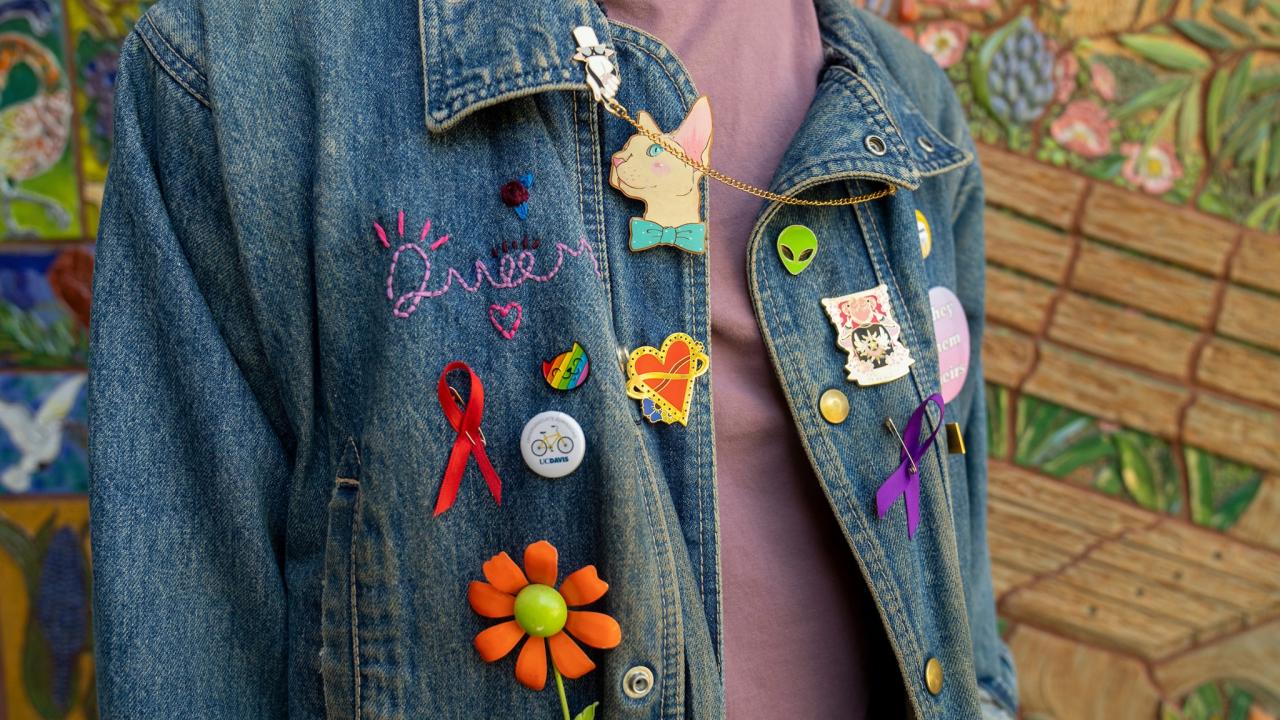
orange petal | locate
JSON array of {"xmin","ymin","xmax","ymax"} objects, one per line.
[
  {"xmin": 468, "ymin": 581, "xmax": 515, "ymax": 618},
  {"xmin": 523, "ymin": 540, "xmax": 559, "ymax": 586},
  {"xmin": 548, "ymin": 631, "xmax": 596, "ymax": 680},
  {"xmin": 560, "ymin": 565, "xmax": 609, "ymax": 606},
  {"xmin": 515, "ymin": 636, "xmax": 548, "ymax": 690},
  {"xmin": 474, "ymin": 620, "xmax": 525, "ymax": 662},
  {"xmin": 566, "ymin": 611, "xmax": 622, "ymax": 649},
  {"xmin": 483, "ymin": 551, "xmax": 529, "ymax": 595}
]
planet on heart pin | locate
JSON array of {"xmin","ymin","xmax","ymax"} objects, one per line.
[{"xmin": 624, "ymin": 332, "xmax": 710, "ymax": 426}]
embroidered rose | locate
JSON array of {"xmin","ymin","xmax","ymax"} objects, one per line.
[
  {"xmin": 1121, "ymin": 142, "xmax": 1184, "ymax": 195},
  {"xmin": 1050, "ymin": 100, "xmax": 1114, "ymax": 158},
  {"xmin": 918, "ymin": 21, "xmax": 969, "ymax": 69},
  {"xmin": 500, "ymin": 180, "xmax": 529, "ymax": 207},
  {"xmin": 500, "ymin": 173, "xmax": 534, "ymax": 219}
]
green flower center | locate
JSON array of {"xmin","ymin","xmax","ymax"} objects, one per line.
[{"xmin": 513, "ymin": 584, "xmax": 567, "ymax": 637}]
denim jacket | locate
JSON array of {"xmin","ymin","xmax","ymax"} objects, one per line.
[{"xmin": 87, "ymin": 0, "xmax": 1018, "ymax": 717}]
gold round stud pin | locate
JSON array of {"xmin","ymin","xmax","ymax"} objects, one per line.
[{"xmin": 819, "ymin": 389, "xmax": 850, "ymax": 424}]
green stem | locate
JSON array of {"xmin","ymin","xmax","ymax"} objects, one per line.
[{"xmin": 553, "ymin": 664, "xmax": 571, "ymax": 720}]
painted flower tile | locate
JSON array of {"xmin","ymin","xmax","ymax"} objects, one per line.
[
  {"xmin": 67, "ymin": 0, "xmax": 153, "ymax": 234},
  {"xmin": 871, "ymin": 0, "xmax": 1280, "ymax": 231},
  {"xmin": 0, "ymin": 371, "xmax": 88, "ymax": 495},
  {"xmin": 0, "ymin": 0, "xmax": 82, "ymax": 240},
  {"xmin": 0, "ymin": 247, "xmax": 92, "ymax": 368}
]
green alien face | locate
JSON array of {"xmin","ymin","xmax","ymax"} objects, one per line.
[{"xmin": 776, "ymin": 224, "xmax": 818, "ymax": 275}]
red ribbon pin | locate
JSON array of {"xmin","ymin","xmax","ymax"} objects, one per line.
[{"xmin": 434, "ymin": 361, "xmax": 502, "ymax": 516}]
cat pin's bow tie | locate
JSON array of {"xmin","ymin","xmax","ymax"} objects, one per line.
[{"xmin": 629, "ymin": 218, "xmax": 707, "ymax": 253}]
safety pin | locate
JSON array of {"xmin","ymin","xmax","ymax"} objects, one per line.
[
  {"xmin": 450, "ymin": 386, "xmax": 488, "ymax": 446},
  {"xmin": 884, "ymin": 417, "xmax": 919, "ymax": 474}
]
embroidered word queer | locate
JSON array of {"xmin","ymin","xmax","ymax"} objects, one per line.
[{"xmin": 377, "ymin": 211, "xmax": 603, "ymax": 320}]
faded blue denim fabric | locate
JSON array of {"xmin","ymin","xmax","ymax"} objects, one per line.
[{"xmin": 87, "ymin": 0, "xmax": 1017, "ymax": 717}]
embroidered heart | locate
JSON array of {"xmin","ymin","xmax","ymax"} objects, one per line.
[
  {"xmin": 625, "ymin": 333, "xmax": 710, "ymax": 426},
  {"xmin": 488, "ymin": 302, "xmax": 522, "ymax": 340}
]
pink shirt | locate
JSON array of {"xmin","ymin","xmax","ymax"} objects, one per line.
[{"xmin": 602, "ymin": 1, "xmax": 902, "ymax": 716}]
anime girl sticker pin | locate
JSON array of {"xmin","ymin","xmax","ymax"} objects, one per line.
[
  {"xmin": 625, "ymin": 332, "xmax": 710, "ymax": 425},
  {"xmin": 608, "ymin": 97, "xmax": 713, "ymax": 254},
  {"xmin": 821, "ymin": 285, "xmax": 914, "ymax": 385}
]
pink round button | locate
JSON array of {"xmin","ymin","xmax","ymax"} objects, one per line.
[{"xmin": 929, "ymin": 286, "xmax": 970, "ymax": 403}]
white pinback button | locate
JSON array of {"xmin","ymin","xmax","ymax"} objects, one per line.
[{"xmin": 520, "ymin": 411, "xmax": 585, "ymax": 478}]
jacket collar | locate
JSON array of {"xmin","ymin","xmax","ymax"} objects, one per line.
[
  {"xmin": 418, "ymin": 0, "xmax": 609, "ymax": 132},
  {"xmin": 420, "ymin": 0, "xmax": 971, "ymax": 189},
  {"xmin": 771, "ymin": 0, "xmax": 973, "ymax": 191}
]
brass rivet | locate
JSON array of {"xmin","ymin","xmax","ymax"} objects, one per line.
[
  {"xmin": 946, "ymin": 422, "xmax": 966, "ymax": 455},
  {"xmin": 819, "ymin": 389, "xmax": 850, "ymax": 424},
  {"xmin": 924, "ymin": 657, "xmax": 944, "ymax": 695}
]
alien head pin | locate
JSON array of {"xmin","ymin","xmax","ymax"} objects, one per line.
[{"xmin": 776, "ymin": 225, "xmax": 818, "ymax": 275}]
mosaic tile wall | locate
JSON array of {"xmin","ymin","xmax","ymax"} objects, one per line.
[
  {"xmin": 1, "ymin": 0, "xmax": 1276, "ymax": 717},
  {"xmin": 1, "ymin": 0, "xmax": 143, "ymax": 716},
  {"xmin": 877, "ymin": 0, "xmax": 1280, "ymax": 716}
]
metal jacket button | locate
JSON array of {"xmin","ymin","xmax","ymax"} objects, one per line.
[
  {"xmin": 819, "ymin": 389, "xmax": 850, "ymax": 424},
  {"xmin": 865, "ymin": 134, "xmax": 888, "ymax": 156},
  {"xmin": 924, "ymin": 656, "xmax": 944, "ymax": 695},
  {"xmin": 623, "ymin": 665, "xmax": 655, "ymax": 699}
]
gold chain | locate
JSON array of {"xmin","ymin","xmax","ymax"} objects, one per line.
[{"xmin": 602, "ymin": 97, "xmax": 897, "ymax": 207}]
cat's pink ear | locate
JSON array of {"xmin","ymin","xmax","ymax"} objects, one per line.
[
  {"xmin": 636, "ymin": 111, "xmax": 661, "ymax": 133},
  {"xmin": 671, "ymin": 96, "xmax": 713, "ymax": 164}
]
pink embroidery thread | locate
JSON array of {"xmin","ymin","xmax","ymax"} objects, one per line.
[
  {"xmin": 488, "ymin": 302, "xmax": 522, "ymax": 340},
  {"xmin": 374, "ymin": 222, "xmax": 389, "ymax": 248},
  {"xmin": 386, "ymin": 235, "xmax": 603, "ymax": 319}
]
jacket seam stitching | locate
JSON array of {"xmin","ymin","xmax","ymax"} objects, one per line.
[
  {"xmin": 614, "ymin": 33, "xmax": 718, "ymax": 649},
  {"xmin": 951, "ymin": 164, "xmax": 982, "ymax": 227},
  {"xmin": 751, "ymin": 193, "xmax": 929, "ymax": 711},
  {"xmin": 857, "ymin": 189, "xmax": 957, "ymax": 515},
  {"xmin": 145, "ymin": 15, "xmax": 208, "ymax": 86},
  {"xmin": 350, "ymin": 489, "xmax": 363, "ymax": 718},
  {"xmin": 136, "ymin": 18, "xmax": 210, "ymax": 108}
]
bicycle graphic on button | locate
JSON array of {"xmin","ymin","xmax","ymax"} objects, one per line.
[{"xmin": 531, "ymin": 426, "xmax": 574, "ymax": 457}]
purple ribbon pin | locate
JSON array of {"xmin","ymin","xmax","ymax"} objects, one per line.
[{"xmin": 876, "ymin": 393, "xmax": 945, "ymax": 539}]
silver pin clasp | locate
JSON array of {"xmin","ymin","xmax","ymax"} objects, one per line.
[
  {"xmin": 572, "ymin": 26, "xmax": 620, "ymax": 103},
  {"xmin": 884, "ymin": 417, "xmax": 919, "ymax": 474}
]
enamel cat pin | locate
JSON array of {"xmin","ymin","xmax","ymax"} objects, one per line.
[
  {"xmin": 821, "ymin": 285, "xmax": 914, "ymax": 386},
  {"xmin": 608, "ymin": 96, "xmax": 713, "ymax": 254}
]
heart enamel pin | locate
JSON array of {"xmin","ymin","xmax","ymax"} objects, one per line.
[{"xmin": 625, "ymin": 332, "xmax": 710, "ymax": 426}]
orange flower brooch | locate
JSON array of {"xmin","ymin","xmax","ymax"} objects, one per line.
[{"xmin": 469, "ymin": 540, "xmax": 621, "ymax": 719}]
